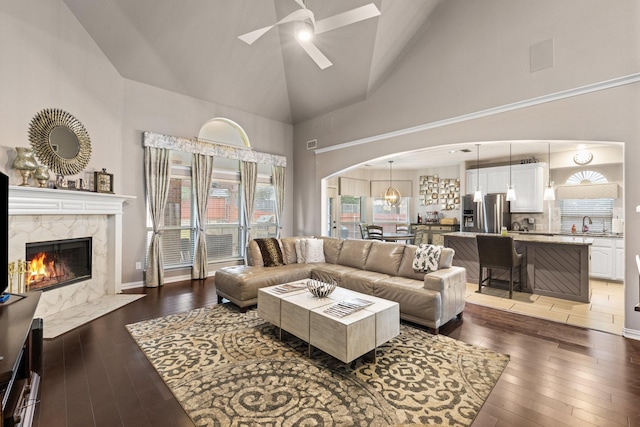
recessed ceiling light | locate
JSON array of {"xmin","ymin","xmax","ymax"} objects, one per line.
[{"xmin": 448, "ymin": 150, "xmax": 457, "ymax": 153}]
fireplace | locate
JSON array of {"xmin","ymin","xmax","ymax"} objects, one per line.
[{"xmin": 26, "ymin": 237, "xmax": 92, "ymax": 292}]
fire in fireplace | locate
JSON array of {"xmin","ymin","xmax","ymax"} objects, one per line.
[{"xmin": 25, "ymin": 237, "xmax": 92, "ymax": 291}]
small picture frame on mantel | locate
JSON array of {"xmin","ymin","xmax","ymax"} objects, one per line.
[{"xmin": 94, "ymin": 168, "xmax": 114, "ymax": 193}]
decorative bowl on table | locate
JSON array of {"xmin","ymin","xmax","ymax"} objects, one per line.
[{"xmin": 306, "ymin": 279, "xmax": 337, "ymax": 298}]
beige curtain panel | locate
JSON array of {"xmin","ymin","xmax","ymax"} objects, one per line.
[
  {"xmin": 191, "ymin": 153, "xmax": 215, "ymax": 279},
  {"xmin": 144, "ymin": 146, "xmax": 172, "ymax": 287}
]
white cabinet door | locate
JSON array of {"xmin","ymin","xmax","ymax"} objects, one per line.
[
  {"xmin": 466, "ymin": 169, "xmax": 488, "ymax": 195},
  {"xmin": 614, "ymin": 239, "xmax": 625, "ymax": 281},
  {"xmin": 590, "ymin": 238, "xmax": 613, "ymax": 279},
  {"xmin": 510, "ymin": 164, "xmax": 544, "ymax": 213},
  {"xmin": 486, "ymin": 166, "xmax": 509, "ymax": 194}
]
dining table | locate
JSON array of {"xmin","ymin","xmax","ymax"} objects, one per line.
[{"xmin": 379, "ymin": 233, "xmax": 415, "ymax": 243}]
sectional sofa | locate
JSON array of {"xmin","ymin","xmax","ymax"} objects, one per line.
[{"xmin": 215, "ymin": 236, "xmax": 467, "ymax": 333}]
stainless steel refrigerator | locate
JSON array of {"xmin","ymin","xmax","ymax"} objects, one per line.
[{"xmin": 462, "ymin": 193, "xmax": 511, "ymax": 233}]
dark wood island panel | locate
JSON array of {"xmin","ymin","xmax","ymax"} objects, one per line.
[{"xmin": 444, "ymin": 232, "xmax": 592, "ymax": 303}]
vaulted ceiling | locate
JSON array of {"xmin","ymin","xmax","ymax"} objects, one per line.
[{"xmin": 63, "ymin": 0, "xmax": 442, "ymax": 125}]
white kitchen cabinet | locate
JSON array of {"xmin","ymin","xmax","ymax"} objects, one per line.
[
  {"xmin": 466, "ymin": 169, "xmax": 487, "ymax": 196},
  {"xmin": 614, "ymin": 238, "xmax": 625, "ymax": 281},
  {"xmin": 590, "ymin": 238, "xmax": 613, "ymax": 279},
  {"xmin": 486, "ymin": 166, "xmax": 510, "ymax": 193},
  {"xmin": 466, "ymin": 164, "xmax": 546, "ymax": 213},
  {"xmin": 509, "ymin": 163, "xmax": 545, "ymax": 213}
]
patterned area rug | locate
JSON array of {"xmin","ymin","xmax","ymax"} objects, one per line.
[{"xmin": 126, "ymin": 304, "xmax": 508, "ymax": 426}]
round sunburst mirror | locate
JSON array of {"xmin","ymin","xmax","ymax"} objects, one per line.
[{"xmin": 28, "ymin": 108, "xmax": 92, "ymax": 176}]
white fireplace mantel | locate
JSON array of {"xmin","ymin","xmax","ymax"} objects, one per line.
[
  {"xmin": 8, "ymin": 185, "xmax": 135, "ymax": 297},
  {"xmin": 9, "ymin": 185, "xmax": 135, "ymax": 216}
]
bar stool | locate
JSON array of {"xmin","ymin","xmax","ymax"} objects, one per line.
[{"xmin": 476, "ymin": 234, "xmax": 523, "ymax": 299}]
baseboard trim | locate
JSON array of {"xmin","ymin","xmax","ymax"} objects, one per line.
[
  {"xmin": 622, "ymin": 327, "xmax": 640, "ymax": 341},
  {"xmin": 121, "ymin": 270, "xmax": 218, "ymax": 291}
]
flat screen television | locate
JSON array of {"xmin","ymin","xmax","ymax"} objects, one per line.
[{"xmin": 0, "ymin": 171, "xmax": 8, "ymax": 297}]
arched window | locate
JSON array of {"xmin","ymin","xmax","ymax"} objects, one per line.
[
  {"xmin": 565, "ymin": 170, "xmax": 608, "ymax": 185},
  {"xmin": 560, "ymin": 171, "xmax": 613, "ymax": 233}
]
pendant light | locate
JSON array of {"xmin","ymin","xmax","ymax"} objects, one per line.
[
  {"xmin": 384, "ymin": 160, "xmax": 401, "ymax": 207},
  {"xmin": 506, "ymin": 142, "xmax": 516, "ymax": 201},
  {"xmin": 473, "ymin": 144, "xmax": 483, "ymax": 203},
  {"xmin": 543, "ymin": 142, "xmax": 555, "ymax": 201}
]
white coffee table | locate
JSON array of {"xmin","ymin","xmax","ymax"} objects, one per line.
[{"xmin": 257, "ymin": 281, "xmax": 400, "ymax": 363}]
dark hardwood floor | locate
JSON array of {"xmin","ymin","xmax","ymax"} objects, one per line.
[{"xmin": 33, "ymin": 278, "xmax": 640, "ymax": 427}]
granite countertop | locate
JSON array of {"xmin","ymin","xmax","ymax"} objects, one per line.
[
  {"xmin": 443, "ymin": 231, "xmax": 594, "ymax": 245},
  {"xmin": 514, "ymin": 231, "xmax": 623, "ymax": 239}
]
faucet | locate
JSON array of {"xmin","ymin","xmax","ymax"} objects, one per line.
[{"xmin": 582, "ymin": 216, "xmax": 593, "ymax": 233}]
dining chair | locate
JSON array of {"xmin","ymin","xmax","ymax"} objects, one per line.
[
  {"xmin": 395, "ymin": 223, "xmax": 410, "ymax": 243},
  {"xmin": 413, "ymin": 229, "xmax": 429, "ymax": 245},
  {"xmin": 366, "ymin": 225, "xmax": 383, "ymax": 240},
  {"xmin": 476, "ymin": 234, "xmax": 523, "ymax": 299},
  {"xmin": 359, "ymin": 223, "xmax": 369, "ymax": 239}
]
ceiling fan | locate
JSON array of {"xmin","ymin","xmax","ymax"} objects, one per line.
[{"xmin": 238, "ymin": 0, "xmax": 381, "ymax": 69}]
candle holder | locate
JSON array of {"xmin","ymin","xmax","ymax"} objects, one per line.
[
  {"xmin": 17, "ymin": 260, "xmax": 26, "ymax": 293},
  {"xmin": 12, "ymin": 147, "xmax": 38, "ymax": 186},
  {"xmin": 8, "ymin": 261, "xmax": 15, "ymax": 293}
]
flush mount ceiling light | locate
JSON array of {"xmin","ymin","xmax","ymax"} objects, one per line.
[
  {"xmin": 506, "ymin": 143, "xmax": 516, "ymax": 202},
  {"xmin": 384, "ymin": 160, "xmax": 401, "ymax": 207},
  {"xmin": 473, "ymin": 144, "xmax": 483, "ymax": 203},
  {"xmin": 544, "ymin": 142, "xmax": 555, "ymax": 201},
  {"xmin": 238, "ymin": 1, "xmax": 381, "ymax": 70}
]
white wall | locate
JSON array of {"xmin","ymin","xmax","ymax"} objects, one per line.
[
  {"xmin": 292, "ymin": 0, "xmax": 640, "ymax": 335},
  {"xmin": 0, "ymin": 0, "xmax": 123, "ymax": 183}
]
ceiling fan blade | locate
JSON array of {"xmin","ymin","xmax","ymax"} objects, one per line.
[
  {"xmin": 298, "ymin": 40, "xmax": 332, "ymax": 69},
  {"xmin": 239, "ymin": 9, "xmax": 312, "ymax": 45},
  {"xmin": 314, "ymin": 3, "xmax": 381, "ymax": 34},
  {"xmin": 291, "ymin": 0, "xmax": 306, "ymax": 10},
  {"xmin": 238, "ymin": 25, "xmax": 275, "ymax": 45}
]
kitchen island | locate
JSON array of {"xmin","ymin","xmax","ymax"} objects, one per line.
[{"xmin": 444, "ymin": 232, "xmax": 594, "ymax": 302}]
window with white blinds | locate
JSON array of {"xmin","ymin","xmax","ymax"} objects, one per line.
[
  {"xmin": 146, "ymin": 155, "xmax": 250, "ymax": 269},
  {"xmin": 560, "ymin": 198, "xmax": 614, "ymax": 233},
  {"xmin": 372, "ymin": 197, "xmax": 410, "ymax": 233}
]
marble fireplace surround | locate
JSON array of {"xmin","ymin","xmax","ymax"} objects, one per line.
[{"xmin": 9, "ymin": 186, "xmax": 140, "ymax": 337}]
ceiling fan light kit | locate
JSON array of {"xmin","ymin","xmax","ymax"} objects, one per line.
[
  {"xmin": 295, "ymin": 20, "xmax": 314, "ymax": 42},
  {"xmin": 238, "ymin": 1, "xmax": 381, "ymax": 69}
]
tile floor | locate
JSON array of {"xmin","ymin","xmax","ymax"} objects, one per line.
[{"xmin": 465, "ymin": 279, "xmax": 624, "ymax": 335}]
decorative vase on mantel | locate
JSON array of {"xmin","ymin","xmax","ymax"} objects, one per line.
[
  {"xmin": 33, "ymin": 165, "xmax": 50, "ymax": 188},
  {"xmin": 12, "ymin": 147, "xmax": 38, "ymax": 186}
]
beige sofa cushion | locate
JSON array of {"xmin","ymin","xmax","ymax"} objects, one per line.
[
  {"xmin": 318, "ymin": 236, "xmax": 344, "ymax": 264},
  {"xmin": 337, "ymin": 240, "xmax": 373, "ymax": 269},
  {"xmin": 280, "ymin": 237, "xmax": 299, "ymax": 264},
  {"xmin": 247, "ymin": 240, "xmax": 264, "ymax": 267},
  {"xmin": 364, "ymin": 241, "xmax": 405, "ymax": 276}
]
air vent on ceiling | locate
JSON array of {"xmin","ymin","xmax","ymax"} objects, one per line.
[
  {"xmin": 307, "ymin": 139, "xmax": 317, "ymax": 150},
  {"xmin": 460, "ymin": 149, "xmax": 472, "ymax": 153}
]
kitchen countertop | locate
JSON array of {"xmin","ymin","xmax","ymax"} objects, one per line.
[
  {"xmin": 513, "ymin": 231, "xmax": 623, "ymax": 239},
  {"xmin": 444, "ymin": 231, "xmax": 594, "ymax": 245}
]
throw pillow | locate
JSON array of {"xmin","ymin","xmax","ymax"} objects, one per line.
[
  {"xmin": 304, "ymin": 238, "xmax": 325, "ymax": 263},
  {"xmin": 255, "ymin": 238, "xmax": 284, "ymax": 267},
  {"xmin": 295, "ymin": 238, "xmax": 306, "ymax": 263},
  {"xmin": 412, "ymin": 244, "xmax": 442, "ymax": 273}
]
